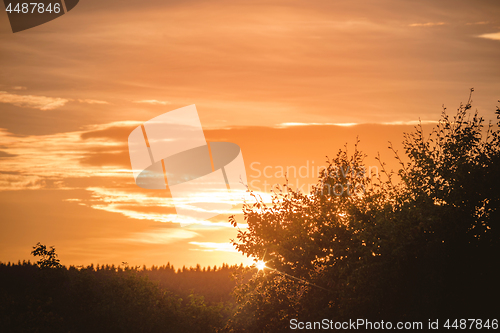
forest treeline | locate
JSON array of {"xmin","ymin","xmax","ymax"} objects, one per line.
[
  {"xmin": 1, "ymin": 260, "xmax": 244, "ymax": 303},
  {"xmin": 0, "ymin": 260, "xmax": 248, "ymax": 332}
]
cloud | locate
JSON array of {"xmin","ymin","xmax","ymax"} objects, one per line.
[
  {"xmin": 477, "ymin": 32, "xmax": 500, "ymax": 41},
  {"xmin": 0, "ymin": 126, "xmax": 130, "ymax": 191},
  {"xmin": 276, "ymin": 120, "xmax": 437, "ymax": 128},
  {"xmin": 409, "ymin": 22, "xmax": 446, "ymax": 27},
  {"xmin": 12, "ymin": 86, "xmax": 27, "ymax": 90},
  {"xmin": 381, "ymin": 120, "xmax": 438, "ymax": 125},
  {"xmin": 466, "ymin": 21, "xmax": 489, "ymax": 25},
  {"xmin": 0, "ymin": 150, "xmax": 18, "ymax": 158},
  {"xmin": 78, "ymin": 149, "xmax": 130, "ymax": 167},
  {"xmin": 277, "ymin": 122, "xmax": 358, "ymax": 128},
  {"xmin": 134, "ymin": 100, "xmax": 171, "ymax": 106},
  {"xmin": 189, "ymin": 242, "xmax": 238, "ymax": 252},
  {"xmin": 0, "ymin": 121, "xmax": 244, "ymax": 226},
  {"xmin": 77, "ymin": 99, "xmax": 109, "ymax": 105},
  {"xmin": 84, "ymin": 187, "xmax": 244, "ymax": 227},
  {"xmin": 0, "ymin": 91, "xmax": 68, "ymax": 110},
  {"xmin": 122, "ymin": 228, "xmax": 199, "ymax": 244},
  {"xmin": 80, "ymin": 123, "xmax": 139, "ymax": 141}
]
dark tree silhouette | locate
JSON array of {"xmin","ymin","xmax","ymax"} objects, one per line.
[
  {"xmin": 31, "ymin": 242, "xmax": 62, "ymax": 269},
  {"xmin": 226, "ymin": 90, "xmax": 499, "ymax": 332}
]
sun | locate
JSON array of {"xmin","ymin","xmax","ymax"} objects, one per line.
[{"xmin": 255, "ymin": 260, "xmax": 266, "ymax": 271}]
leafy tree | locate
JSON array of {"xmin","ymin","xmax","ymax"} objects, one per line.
[
  {"xmin": 227, "ymin": 90, "xmax": 499, "ymax": 332},
  {"xmin": 31, "ymin": 242, "xmax": 62, "ymax": 269}
]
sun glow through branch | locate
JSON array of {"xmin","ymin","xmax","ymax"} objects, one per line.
[{"xmin": 255, "ymin": 260, "xmax": 266, "ymax": 271}]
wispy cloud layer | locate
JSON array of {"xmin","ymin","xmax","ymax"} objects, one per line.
[
  {"xmin": 189, "ymin": 242, "xmax": 238, "ymax": 252},
  {"xmin": 78, "ymin": 99, "xmax": 109, "ymax": 105},
  {"xmin": 466, "ymin": 21, "xmax": 489, "ymax": 25},
  {"xmin": 122, "ymin": 228, "xmax": 199, "ymax": 244},
  {"xmin": 409, "ymin": 22, "xmax": 446, "ymax": 27},
  {"xmin": 276, "ymin": 120, "xmax": 438, "ymax": 128},
  {"xmin": 0, "ymin": 124, "xmax": 129, "ymax": 191},
  {"xmin": 0, "ymin": 122, "xmax": 248, "ymax": 228},
  {"xmin": 277, "ymin": 122, "xmax": 358, "ymax": 128},
  {"xmin": 477, "ymin": 32, "xmax": 500, "ymax": 41},
  {"xmin": 134, "ymin": 100, "xmax": 171, "ymax": 105},
  {"xmin": 0, "ymin": 91, "xmax": 68, "ymax": 110}
]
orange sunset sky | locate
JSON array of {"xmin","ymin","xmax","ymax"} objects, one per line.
[{"xmin": 1, "ymin": 0, "xmax": 499, "ymax": 269}]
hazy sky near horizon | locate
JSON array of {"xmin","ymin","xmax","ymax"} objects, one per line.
[{"xmin": 0, "ymin": 0, "xmax": 499, "ymax": 268}]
